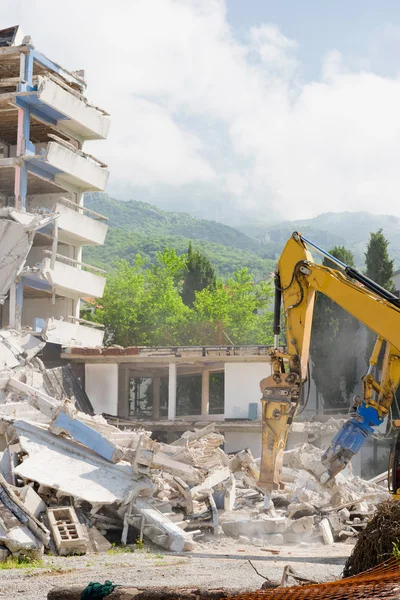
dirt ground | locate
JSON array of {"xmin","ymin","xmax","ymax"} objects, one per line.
[{"xmin": 0, "ymin": 540, "xmax": 353, "ymax": 600}]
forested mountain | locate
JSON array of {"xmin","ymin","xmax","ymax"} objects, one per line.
[
  {"xmin": 84, "ymin": 194, "xmax": 400, "ymax": 277},
  {"xmin": 84, "ymin": 193, "xmax": 275, "ymax": 279}
]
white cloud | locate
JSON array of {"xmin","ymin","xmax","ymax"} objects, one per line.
[{"xmin": 3, "ymin": 0, "xmax": 400, "ymax": 222}]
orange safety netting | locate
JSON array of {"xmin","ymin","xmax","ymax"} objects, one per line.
[{"xmin": 226, "ymin": 558, "xmax": 400, "ymax": 600}]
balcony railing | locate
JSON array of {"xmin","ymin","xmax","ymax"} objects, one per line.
[
  {"xmin": 56, "ymin": 196, "xmax": 108, "ymax": 222},
  {"xmin": 42, "ymin": 250, "xmax": 106, "ymax": 275}
]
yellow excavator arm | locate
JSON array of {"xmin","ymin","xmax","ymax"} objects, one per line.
[{"xmin": 258, "ymin": 232, "xmax": 400, "ymax": 500}]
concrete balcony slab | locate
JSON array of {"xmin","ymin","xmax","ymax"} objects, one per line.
[
  {"xmin": 22, "ymin": 256, "xmax": 106, "ymax": 300},
  {"xmin": 42, "ymin": 317, "xmax": 104, "ymax": 348},
  {"xmin": 16, "ymin": 77, "xmax": 110, "ymax": 142},
  {"xmin": 42, "ymin": 257, "xmax": 106, "ymax": 299},
  {"xmin": 26, "ymin": 142, "xmax": 109, "ymax": 192},
  {"xmin": 29, "ymin": 197, "xmax": 108, "ymax": 246}
]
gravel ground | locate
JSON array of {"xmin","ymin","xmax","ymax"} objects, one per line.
[{"xmin": 0, "ymin": 541, "xmax": 352, "ymax": 600}]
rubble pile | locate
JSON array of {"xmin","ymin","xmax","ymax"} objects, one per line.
[
  {"xmin": 219, "ymin": 443, "xmax": 388, "ymax": 548},
  {"xmin": 0, "ymin": 330, "xmax": 390, "ymax": 560}
]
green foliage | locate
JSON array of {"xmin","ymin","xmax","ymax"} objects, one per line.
[
  {"xmin": 93, "ymin": 249, "xmax": 274, "ymax": 347},
  {"xmin": 193, "ymin": 268, "xmax": 274, "ymax": 345},
  {"xmin": 95, "ymin": 250, "xmax": 191, "ymax": 346},
  {"xmin": 182, "ymin": 242, "xmax": 216, "ymax": 307},
  {"xmin": 310, "ymin": 246, "xmax": 360, "ymax": 410},
  {"xmin": 0, "ymin": 556, "xmax": 45, "ymax": 570},
  {"xmin": 392, "ymin": 541, "xmax": 400, "ymax": 560},
  {"xmin": 107, "ymin": 543, "xmax": 134, "ymax": 555}
]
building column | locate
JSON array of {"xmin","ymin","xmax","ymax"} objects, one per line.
[
  {"xmin": 168, "ymin": 363, "xmax": 177, "ymax": 421},
  {"xmin": 153, "ymin": 376, "xmax": 160, "ymax": 421},
  {"xmin": 201, "ymin": 369, "xmax": 210, "ymax": 416},
  {"xmin": 9, "ymin": 281, "xmax": 16, "ymax": 329},
  {"xmin": 10, "ymin": 281, "xmax": 24, "ymax": 331},
  {"xmin": 117, "ymin": 366, "xmax": 129, "ymax": 418},
  {"xmin": 15, "ymin": 283, "xmax": 23, "ymax": 329}
]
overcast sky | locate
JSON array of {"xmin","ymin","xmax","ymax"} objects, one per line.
[{"xmin": 3, "ymin": 0, "xmax": 400, "ymax": 223}]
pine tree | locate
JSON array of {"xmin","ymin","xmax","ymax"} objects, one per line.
[
  {"xmin": 365, "ymin": 229, "xmax": 395, "ymax": 292},
  {"xmin": 182, "ymin": 242, "xmax": 216, "ymax": 307},
  {"xmin": 310, "ymin": 247, "xmax": 360, "ymax": 410},
  {"xmin": 364, "ymin": 229, "xmax": 395, "ymax": 362}
]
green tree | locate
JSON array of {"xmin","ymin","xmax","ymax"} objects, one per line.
[
  {"xmin": 92, "ymin": 251, "xmax": 274, "ymax": 348},
  {"xmin": 365, "ymin": 229, "xmax": 395, "ymax": 292},
  {"xmin": 310, "ymin": 247, "xmax": 360, "ymax": 410},
  {"xmin": 181, "ymin": 242, "xmax": 216, "ymax": 307},
  {"xmin": 95, "ymin": 250, "xmax": 190, "ymax": 346},
  {"xmin": 193, "ymin": 268, "xmax": 274, "ymax": 345},
  {"xmin": 365, "ymin": 229, "xmax": 395, "ymax": 362}
]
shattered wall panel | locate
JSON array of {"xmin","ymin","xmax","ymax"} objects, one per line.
[{"xmin": 12, "ymin": 421, "xmax": 154, "ymax": 504}]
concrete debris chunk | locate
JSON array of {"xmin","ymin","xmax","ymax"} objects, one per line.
[
  {"xmin": 16, "ymin": 486, "xmax": 47, "ymax": 518},
  {"xmin": 319, "ymin": 518, "xmax": 334, "ymax": 545},
  {"xmin": 5, "ymin": 525, "xmax": 43, "ymax": 558}
]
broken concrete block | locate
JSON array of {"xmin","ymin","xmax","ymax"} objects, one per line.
[
  {"xmin": 190, "ymin": 467, "xmax": 231, "ymax": 500},
  {"xmin": 338, "ymin": 508, "xmax": 351, "ymax": 523},
  {"xmin": 319, "ymin": 518, "xmax": 334, "ymax": 545},
  {"xmin": 327, "ymin": 514, "xmax": 342, "ymax": 537},
  {"xmin": 123, "ymin": 499, "xmax": 196, "ymax": 553},
  {"xmin": 87, "ymin": 526, "xmax": 112, "ymax": 553},
  {"xmin": 251, "ymin": 537, "xmax": 264, "ymax": 547},
  {"xmin": 262, "ymin": 533, "xmax": 284, "ymax": 545},
  {"xmin": 0, "ymin": 473, "xmax": 49, "ymax": 546},
  {"xmin": 6, "ymin": 525, "xmax": 43, "ymax": 557},
  {"xmin": 47, "ymin": 507, "xmax": 87, "ymax": 556},
  {"xmin": 151, "ymin": 452, "xmax": 203, "ymax": 485},
  {"xmin": 338, "ymin": 529, "xmax": 357, "ymax": 540},
  {"xmin": 287, "ymin": 516, "xmax": 314, "ymax": 535},
  {"xmin": 221, "ymin": 516, "xmax": 286, "ymax": 538},
  {"xmin": 284, "ymin": 444, "xmax": 327, "ymax": 481},
  {"xmin": 0, "ymin": 445, "xmax": 19, "ymax": 485},
  {"xmin": 18, "ymin": 486, "xmax": 47, "ymax": 518},
  {"xmin": 287, "ymin": 502, "xmax": 316, "ymax": 519},
  {"xmin": 238, "ymin": 535, "xmax": 251, "ymax": 545},
  {"xmin": 224, "ymin": 475, "xmax": 236, "ymax": 512}
]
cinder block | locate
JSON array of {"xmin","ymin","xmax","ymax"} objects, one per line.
[{"xmin": 47, "ymin": 506, "xmax": 87, "ymax": 556}]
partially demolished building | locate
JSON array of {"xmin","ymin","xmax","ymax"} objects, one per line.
[{"xmin": 0, "ymin": 25, "xmax": 109, "ymax": 348}]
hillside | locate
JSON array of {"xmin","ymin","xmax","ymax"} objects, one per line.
[
  {"xmin": 85, "ymin": 193, "xmax": 261, "ymax": 252},
  {"xmin": 83, "ymin": 196, "xmax": 400, "ymax": 280},
  {"xmin": 239, "ymin": 211, "xmax": 400, "ymax": 268},
  {"xmin": 83, "ymin": 194, "xmax": 275, "ymax": 279}
]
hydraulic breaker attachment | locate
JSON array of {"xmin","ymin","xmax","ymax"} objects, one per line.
[{"xmin": 258, "ymin": 356, "xmax": 300, "ymax": 494}]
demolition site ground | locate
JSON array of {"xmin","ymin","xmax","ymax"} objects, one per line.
[{"xmin": 0, "ymin": 541, "xmax": 350, "ymax": 600}]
